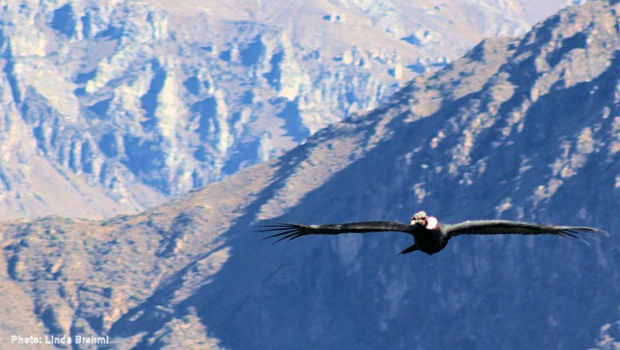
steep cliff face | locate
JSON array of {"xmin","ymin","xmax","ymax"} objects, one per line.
[
  {"xmin": 0, "ymin": 0, "xmax": 574, "ymax": 219},
  {"xmin": 193, "ymin": 3, "xmax": 620, "ymax": 349},
  {"xmin": 1, "ymin": 0, "xmax": 619, "ymax": 349}
]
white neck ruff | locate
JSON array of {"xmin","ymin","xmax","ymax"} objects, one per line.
[{"xmin": 426, "ymin": 216, "xmax": 438, "ymax": 229}]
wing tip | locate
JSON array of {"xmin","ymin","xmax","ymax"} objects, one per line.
[
  {"xmin": 258, "ymin": 222, "xmax": 305, "ymax": 243},
  {"xmin": 556, "ymin": 226, "xmax": 608, "ymax": 247},
  {"xmin": 561, "ymin": 226, "xmax": 609, "ymax": 236}
]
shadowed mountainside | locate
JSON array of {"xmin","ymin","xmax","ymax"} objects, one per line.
[{"xmin": 1, "ymin": 1, "xmax": 620, "ymax": 349}]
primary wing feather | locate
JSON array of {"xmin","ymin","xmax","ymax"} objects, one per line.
[
  {"xmin": 446, "ymin": 220, "xmax": 606, "ymax": 238},
  {"xmin": 260, "ymin": 221, "xmax": 411, "ymax": 242}
]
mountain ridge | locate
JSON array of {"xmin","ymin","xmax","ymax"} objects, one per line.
[{"xmin": 0, "ymin": 0, "xmax": 576, "ymax": 220}]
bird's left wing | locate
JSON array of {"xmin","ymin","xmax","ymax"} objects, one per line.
[
  {"xmin": 260, "ymin": 221, "xmax": 412, "ymax": 243},
  {"xmin": 445, "ymin": 220, "xmax": 606, "ymax": 238}
]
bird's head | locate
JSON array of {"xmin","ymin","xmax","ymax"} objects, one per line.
[
  {"xmin": 410, "ymin": 211, "xmax": 427, "ymax": 226},
  {"xmin": 410, "ymin": 211, "xmax": 439, "ymax": 230}
]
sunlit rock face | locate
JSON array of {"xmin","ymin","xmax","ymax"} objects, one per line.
[{"xmin": 0, "ymin": 0, "xmax": 574, "ymax": 219}]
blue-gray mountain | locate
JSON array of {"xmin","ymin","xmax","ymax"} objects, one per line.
[
  {"xmin": 0, "ymin": 1, "xmax": 619, "ymax": 349},
  {"xmin": 0, "ymin": 0, "xmax": 573, "ymax": 219}
]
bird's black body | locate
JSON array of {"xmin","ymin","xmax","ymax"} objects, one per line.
[
  {"xmin": 260, "ymin": 211, "xmax": 606, "ymax": 255},
  {"xmin": 409, "ymin": 223, "xmax": 448, "ymax": 255}
]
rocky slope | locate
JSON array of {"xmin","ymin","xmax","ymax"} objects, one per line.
[
  {"xmin": 1, "ymin": 0, "xmax": 619, "ymax": 349},
  {"xmin": 0, "ymin": 0, "xmax": 575, "ymax": 219}
]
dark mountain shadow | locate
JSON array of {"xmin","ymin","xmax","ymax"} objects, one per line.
[
  {"xmin": 109, "ymin": 13, "xmax": 620, "ymax": 350},
  {"xmin": 176, "ymin": 59, "xmax": 620, "ymax": 348}
]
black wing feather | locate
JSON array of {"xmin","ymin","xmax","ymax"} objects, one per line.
[
  {"xmin": 260, "ymin": 221, "xmax": 412, "ymax": 242},
  {"xmin": 445, "ymin": 220, "xmax": 607, "ymax": 239}
]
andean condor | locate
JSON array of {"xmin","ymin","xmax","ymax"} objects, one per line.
[{"xmin": 261, "ymin": 211, "xmax": 607, "ymax": 255}]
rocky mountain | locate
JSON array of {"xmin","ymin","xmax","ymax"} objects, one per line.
[
  {"xmin": 0, "ymin": 0, "xmax": 577, "ymax": 220},
  {"xmin": 1, "ymin": 0, "xmax": 620, "ymax": 349}
]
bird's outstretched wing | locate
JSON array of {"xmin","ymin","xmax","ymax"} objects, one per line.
[
  {"xmin": 260, "ymin": 221, "xmax": 412, "ymax": 243},
  {"xmin": 445, "ymin": 220, "xmax": 607, "ymax": 239}
]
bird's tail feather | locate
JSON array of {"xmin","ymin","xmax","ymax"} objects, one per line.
[{"xmin": 398, "ymin": 244, "xmax": 418, "ymax": 255}]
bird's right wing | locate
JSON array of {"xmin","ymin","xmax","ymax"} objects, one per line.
[
  {"xmin": 445, "ymin": 220, "xmax": 606, "ymax": 239},
  {"xmin": 259, "ymin": 221, "xmax": 412, "ymax": 243}
]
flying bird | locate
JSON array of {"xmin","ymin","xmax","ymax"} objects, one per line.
[{"xmin": 261, "ymin": 211, "xmax": 607, "ymax": 255}]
